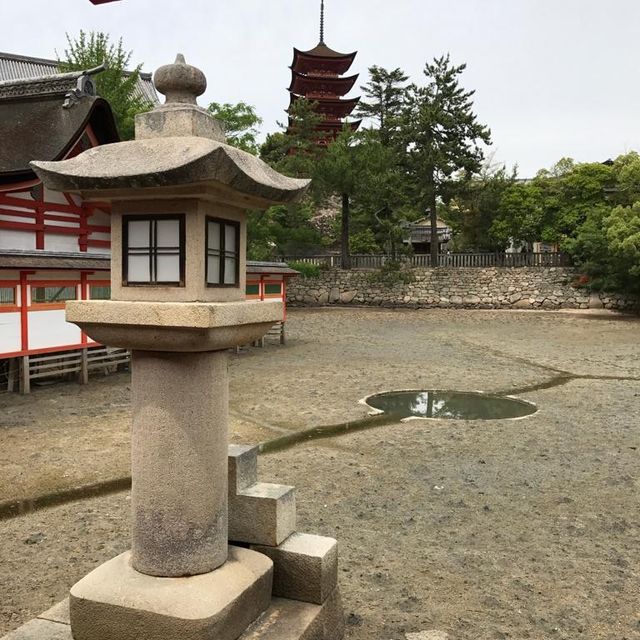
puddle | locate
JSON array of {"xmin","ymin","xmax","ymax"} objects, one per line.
[{"xmin": 364, "ymin": 390, "xmax": 537, "ymax": 421}]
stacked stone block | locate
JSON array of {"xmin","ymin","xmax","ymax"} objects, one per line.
[
  {"xmin": 287, "ymin": 267, "xmax": 638, "ymax": 312},
  {"xmin": 228, "ymin": 446, "xmax": 345, "ymax": 640}
]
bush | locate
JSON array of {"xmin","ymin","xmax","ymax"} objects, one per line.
[
  {"xmin": 565, "ymin": 202, "xmax": 640, "ymax": 294},
  {"xmin": 287, "ymin": 261, "xmax": 321, "ymax": 279}
]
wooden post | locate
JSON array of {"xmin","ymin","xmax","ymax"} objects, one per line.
[
  {"xmin": 7, "ymin": 358, "xmax": 17, "ymax": 393},
  {"xmin": 20, "ymin": 355, "xmax": 30, "ymax": 394},
  {"xmin": 80, "ymin": 348, "xmax": 89, "ymax": 385}
]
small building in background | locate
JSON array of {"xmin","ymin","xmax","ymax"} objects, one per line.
[{"xmin": 402, "ymin": 217, "xmax": 453, "ymax": 254}]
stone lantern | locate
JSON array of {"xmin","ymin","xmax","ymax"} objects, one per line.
[{"xmin": 32, "ymin": 56, "xmax": 343, "ymax": 640}]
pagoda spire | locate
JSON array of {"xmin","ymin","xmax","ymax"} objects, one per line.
[{"xmin": 319, "ymin": 0, "xmax": 325, "ymax": 44}]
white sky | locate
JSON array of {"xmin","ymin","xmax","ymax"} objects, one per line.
[{"xmin": 2, "ymin": 0, "xmax": 639, "ymax": 176}]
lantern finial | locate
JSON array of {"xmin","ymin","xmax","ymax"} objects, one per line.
[{"xmin": 154, "ymin": 53, "xmax": 206, "ymax": 106}]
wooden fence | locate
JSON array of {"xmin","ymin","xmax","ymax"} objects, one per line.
[{"xmin": 285, "ymin": 252, "xmax": 571, "ymax": 269}]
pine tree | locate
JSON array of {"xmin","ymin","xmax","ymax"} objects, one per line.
[
  {"xmin": 401, "ymin": 55, "xmax": 491, "ymax": 266},
  {"xmin": 357, "ymin": 65, "xmax": 409, "ymax": 142}
]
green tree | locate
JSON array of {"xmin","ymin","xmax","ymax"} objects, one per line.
[
  {"xmin": 400, "ymin": 55, "xmax": 491, "ymax": 265},
  {"xmin": 313, "ymin": 127, "xmax": 414, "ymax": 268},
  {"xmin": 346, "ymin": 130, "xmax": 417, "ymax": 255},
  {"xmin": 207, "ymin": 101, "xmax": 262, "ymax": 154},
  {"xmin": 250, "ymin": 99, "xmax": 326, "ymax": 259},
  {"xmin": 313, "ymin": 130, "xmax": 360, "ymax": 268},
  {"xmin": 261, "ymin": 98, "xmax": 324, "ymax": 178},
  {"xmin": 357, "ymin": 66, "xmax": 409, "ymax": 142},
  {"xmin": 605, "ymin": 203, "xmax": 640, "ymax": 293},
  {"xmin": 444, "ymin": 163, "xmax": 516, "ymax": 251},
  {"xmin": 567, "ymin": 203, "xmax": 640, "ymax": 294},
  {"xmin": 247, "ymin": 203, "xmax": 323, "ymax": 260},
  {"xmin": 58, "ymin": 31, "xmax": 150, "ymax": 140},
  {"xmin": 490, "ymin": 182, "xmax": 546, "ymax": 248},
  {"xmin": 611, "ymin": 152, "xmax": 640, "ymax": 205}
]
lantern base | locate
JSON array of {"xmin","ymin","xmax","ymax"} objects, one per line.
[
  {"xmin": 68, "ymin": 546, "xmax": 273, "ymax": 640},
  {"xmin": 65, "ymin": 299, "xmax": 283, "ymax": 351}
]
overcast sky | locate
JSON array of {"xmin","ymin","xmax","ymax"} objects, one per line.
[{"xmin": 2, "ymin": 0, "xmax": 639, "ymax": 176}]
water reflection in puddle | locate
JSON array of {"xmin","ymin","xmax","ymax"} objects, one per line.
[{"xmin": 365, "ymin": 390, "xmax": 537, "ymax": 420}]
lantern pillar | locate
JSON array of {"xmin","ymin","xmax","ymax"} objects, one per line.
[{"xmin": 131, "ymin": 349, "xmax": 229, "ymax": 576}]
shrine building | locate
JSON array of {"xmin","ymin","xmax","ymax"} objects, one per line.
[
  {"xmin": 287, "ymin": 1, "xmax": 361, "ymax": 143},
  {"xmin": 0, "ymin": 53, "xmax": 297, "ymax": 393}
]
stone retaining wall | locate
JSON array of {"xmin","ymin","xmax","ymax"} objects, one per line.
[{"xmin": 286, "ymin": 267, "xmax": 638, "ymax": 311}]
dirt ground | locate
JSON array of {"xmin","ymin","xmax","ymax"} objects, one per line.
[{"xmin": 1, "ymin": 308, "xmax": 639, "ymax": 639}]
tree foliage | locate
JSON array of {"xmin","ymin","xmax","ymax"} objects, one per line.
[
  {"xmin": 357, "ymin": 66, "xmax": 408, "ymax": 141},
  {"xmin": 444, "ymin": 164, "xmax": 516, "ymax": 251},
  {"xmin": 400, "ymin": 55, "xmax": 491, "ymax": 264},
  {"xmin": 58, "ymin": 31, "xmax": 150, "ymax": 140},
  {"xmin": 207, "ymin": 101, "xmax": 262, "ymax": 154}
]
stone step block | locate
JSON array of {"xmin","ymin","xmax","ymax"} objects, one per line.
[
  {"xmin": 1, "ymin": 619, "xmax": 71, "ymax": 640},
  {"xmin": 38, "ymin": 600, "xmax": 70, "ymax": 625},
  {"xmin": 252, "ymin": 533, "xmax": 338, "ymax": 605},
  {"xmin": 240, "ymin": 589, "xmax": 344, "ymax": 640},
  {"xmin": 230, "ymin": 482, "xmax": 296, "ymax": 547},
  {"xmin": 228, "ymin": 444, "xmax": 258, "ymax": 493}
]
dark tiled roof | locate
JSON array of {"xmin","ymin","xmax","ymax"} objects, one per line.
[
  {"xmin": 295, "ymin": 43, "xmax": 356, "ymax": 59},
  {"xmin": 0, "ymin": 251, "xmax": 299, "ymax": 277},
  {"xmin": 246, "ymin": 261, "xmax": 299, "ymax": 276},
  {"xmin": 0, "ymin": 249, "xmax": 110, "ymax": 270},
  {"xmin": 0, "ymin": 51, "xmax": 158, "ymax": 105},
  {"xmin": 0, "ymin": 93, "xmax": 118, "ymax": 184}
]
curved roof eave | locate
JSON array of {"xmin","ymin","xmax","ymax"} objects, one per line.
[
  {"xmin": 0, "ymin": 95, "xmax": 118, "ymax": 186},
  {"xmin": 292, "ymin": 45, "xmax": 357, "ymax": 63},
  {"xmin": 30, "ymin": 136, "xmax": 310, "ymax": 207},
  {"xmin": 287, "ymin": 70, "xmax": 359, "ymax": 95}
]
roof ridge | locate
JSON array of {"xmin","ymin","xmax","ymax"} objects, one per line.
[{"xmin": 0, "ymin": 51, "xmax": 152, "ymax": 79}]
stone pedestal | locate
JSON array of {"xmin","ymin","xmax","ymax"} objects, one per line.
[
  {"xmin": 70, "ymin": 547, "xmax": 272, "ymax": 640},
  {"xmin": 131, "ymin": 350, "xmax": 229, "ymax": 576}
]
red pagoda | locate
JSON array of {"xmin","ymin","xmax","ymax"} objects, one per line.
[{"xmin": 288, "ymin": 0, "xmax": 361, "ymax": 143}]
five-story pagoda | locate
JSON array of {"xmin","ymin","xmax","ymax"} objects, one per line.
[{"xmin": 288, "ymin": 0, "xmax": 361, "ymax": 143}]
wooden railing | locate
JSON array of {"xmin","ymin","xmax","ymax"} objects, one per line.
[{"xmin": 284, "ymin": 253, "xmax": 571, "ymax": 269}]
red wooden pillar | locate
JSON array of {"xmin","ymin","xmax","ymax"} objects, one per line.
[
  {"xmin": 79, "ymin": 272, "xmax": 91, "ymax": 383},
  {"xmin": 19, "ymin": 271, "xmax": 30, "ymax": 352},
  {"xmin": 34, "ymin": 205, "xmax": 45, "ymax": 250}
]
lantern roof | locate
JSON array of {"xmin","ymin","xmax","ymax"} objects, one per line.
[
  {"xmin": 31, "ymin": 136, "xmax": 309, "ymax": 207},
  {"xmin": 31, "ymin": 54, "xmax": 309, "ymax": 208}
]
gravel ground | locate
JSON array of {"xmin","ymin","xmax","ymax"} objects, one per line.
[{"xmin": 1, "ymin": 308, "xmax": 639, "ymax": 638}]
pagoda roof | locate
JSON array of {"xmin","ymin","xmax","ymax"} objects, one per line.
[
  {"xmin": 316, "ymin": 119, "xmax": 361, "ymax": 133},
  {"xmin": 289, "ymin": 92, "xmax": 360, "ymax": 119},
  {"xmin": 288, "ymin": 69, "xmax": 358, "ymax": 97},
  {"xmin": 291, "ymin": 45, "xmax": 357, "ymax": 75},
  {"xmin": 288, "ymin": 117, "xmax": 361, "ymax": 134}
]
